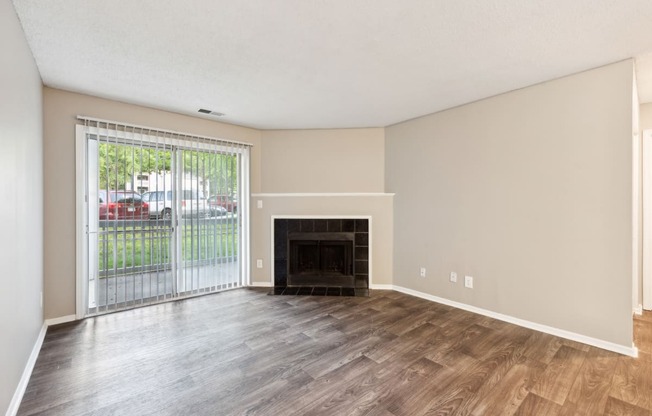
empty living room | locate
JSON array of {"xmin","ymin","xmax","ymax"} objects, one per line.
[{"xmin": 4, "ymin": 1, "xmax": 652, "ymax": 415}]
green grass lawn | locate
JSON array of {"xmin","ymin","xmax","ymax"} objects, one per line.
[{"xmin": 99, "ymin": 222, "xmax": 238, "ymax": 272}]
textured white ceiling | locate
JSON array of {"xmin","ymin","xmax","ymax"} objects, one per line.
[{"xmin": 11, "ymin": 0, "xmax": 652, "ymax": 129}]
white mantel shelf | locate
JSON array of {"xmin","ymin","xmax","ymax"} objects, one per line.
[{"xmin": 251, "ymin": 193, "xmax": 395, "ymax": 197}]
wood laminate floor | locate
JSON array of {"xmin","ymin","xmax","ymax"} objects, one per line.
[{"xmin": 17, "ymin": 289, "xmax": 652, "ymax": 416}]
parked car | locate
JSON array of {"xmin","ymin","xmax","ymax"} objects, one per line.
[
  {"xmin": 208, "ymin": 195, "xmax": 238, "ymax": 214},
  {"xmin": 141, "ymin": 190, "xmax": 210, "ymax": 219},
  {"xmin": 209, "ymin": 204, "xmax": 228, "ymax": 217},
  {"xmin": 99, "ymin": 190, "xmax": 149, "ymax": 220}
]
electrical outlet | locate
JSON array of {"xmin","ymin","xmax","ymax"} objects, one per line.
[
  {"xmin": 450, "ymin": 272, "xmax": 457, "ymax": 283},
  {"xmin": 256, "ymin": 259, "xmax": 263, "ymax": 268},
  {"xmin": 464, "ymin": 275, "xmax": 474, "ymax": 289},
  {"xmin": 420, "ymin": 267, "xmax": 426, "ymax": 277}
]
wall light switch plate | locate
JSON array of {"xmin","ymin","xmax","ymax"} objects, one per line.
[
  {"xmin": 256, "ymin": 259, "xmax": 263, "ymax": 268},
  {"xmin": 450, "ymin": 272, "xmax": 457, "ymax": 283},
  {"xmin": 420, "ymin": 267, "xmax": 426, "ymax": 277},
  {"xmin": 256, "ymin": 200, "xmax": 263, "ymax": 209},
  {"xmin": 464, "ymin": 275, "xmax": 474, "ymax": 289}
]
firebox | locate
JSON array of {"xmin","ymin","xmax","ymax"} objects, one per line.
[{"xmin": 288, "ymin": 232, "xmax": 355, "ymax": 287}]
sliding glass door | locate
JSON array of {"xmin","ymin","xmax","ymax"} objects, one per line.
[
  {"xmin": 177, "ymin": 147, "xmax": 242, "ymax": 295},
  {"xmin": 76, "ymin": 119, "xmax": 250, "ymax": 316}
]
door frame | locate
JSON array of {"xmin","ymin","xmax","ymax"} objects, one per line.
[
  {"xmin": 643, "ymin": 130, "xmax": 652, "ymax": 310},
  {"xmin": 75, "ymin": 127, "xmax": 89, "ymax": 319}
]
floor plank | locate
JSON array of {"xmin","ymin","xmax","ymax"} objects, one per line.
[
  {"xmin": 609, "ymin": 355, "xmax": 652, "ymax": 411},
  {"xmin": 470, "ymin": 359, "xmax": 544, "ymax": 416},
  {"xmin": 562, "ymin": 348, "xmax": 619, "ymax": 415},
  {"xmin": 603, "ymin": 397, "xmax": 651, "ymax": 416},
  {"xmin": 529, "ymin": 345, "xmax": 587, "ymax": 405},
  {"xmin": 514, "ymin": 393, "xmax": 563, "ymax": 416}
]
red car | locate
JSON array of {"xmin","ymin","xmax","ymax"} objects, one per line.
[
  {"xmin": 208, "ymin": 195, "xmax": 238, "ymax": 213},
  {"xmin": 99, "ymin": 190, "xmax": 149, "ymax": 220}
]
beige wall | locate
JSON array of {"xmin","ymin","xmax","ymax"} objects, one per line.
[
  {"xmin": 261, "ymin": 129, "xmax": 385, "ymax": 193},
  {"xmin": 43, "ymin": 88, "xmax": 262, "ymax": 319},
  {"xmin": 0, "ymin": 1, "xmax": 44, "ymax": 413},
  {"xmin": 250, "ymin": 195, "xmax": 393, "ymax": 286},
  {"xmin": 386, "ymin": 60, "xmax": 634, "ymax": 347}
]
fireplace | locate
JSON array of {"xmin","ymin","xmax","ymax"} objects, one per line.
[
  {"xmin": 273, "ymin": 218, "xmax": 369, "ymax": 292},
  {"xmin": 288, "ymin": 232, "xmax": 354, "ymax": 287}
]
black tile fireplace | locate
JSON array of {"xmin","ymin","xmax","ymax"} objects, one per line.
[{"xmin": 273, "ymin": 218, "xmax": 369, "ymax": 293}]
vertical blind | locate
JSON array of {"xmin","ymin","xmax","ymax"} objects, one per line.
[{"xmin": 78, "ymin": 116, "xmax": 251, "ymax": 315}]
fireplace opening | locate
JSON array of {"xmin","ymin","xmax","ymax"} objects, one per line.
[{"xmin": 288, "ymin": 232, "xmax": 354, "ymax": 287}]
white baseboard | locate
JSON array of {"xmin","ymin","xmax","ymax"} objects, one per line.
[
  {"xmin": 6, "ymin": 315, "xmax": 78, "ymax": 416},
  {"xmin": 250, "ymin": 281, "xmax": 273, "ymax": 287},
  {"xmin": 634, "ymin": 304, "xmax": 643, "ymax": 316},
  {"xmin": 45, "ymin": 314, "xmax": 76, "ymax": 326},
  {"xmin": 5, "ymin": 323, "xmax": 47, "ymax": 416},
  {"xmin": 390, "ymin": 285, "xmax": 638, "ymax": 358},
  {"xmin": 370, "ymin": 284, "xmax": 393, "ymax": 290}
]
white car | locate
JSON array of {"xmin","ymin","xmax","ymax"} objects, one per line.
[{"xmin": 141, "ymin": 190, "xmax": 210, "ymax": 219}]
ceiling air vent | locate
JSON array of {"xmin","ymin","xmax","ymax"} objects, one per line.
[{"xmin": 198, "ymin": 108, "xmax": 225, "ymax": 117}]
